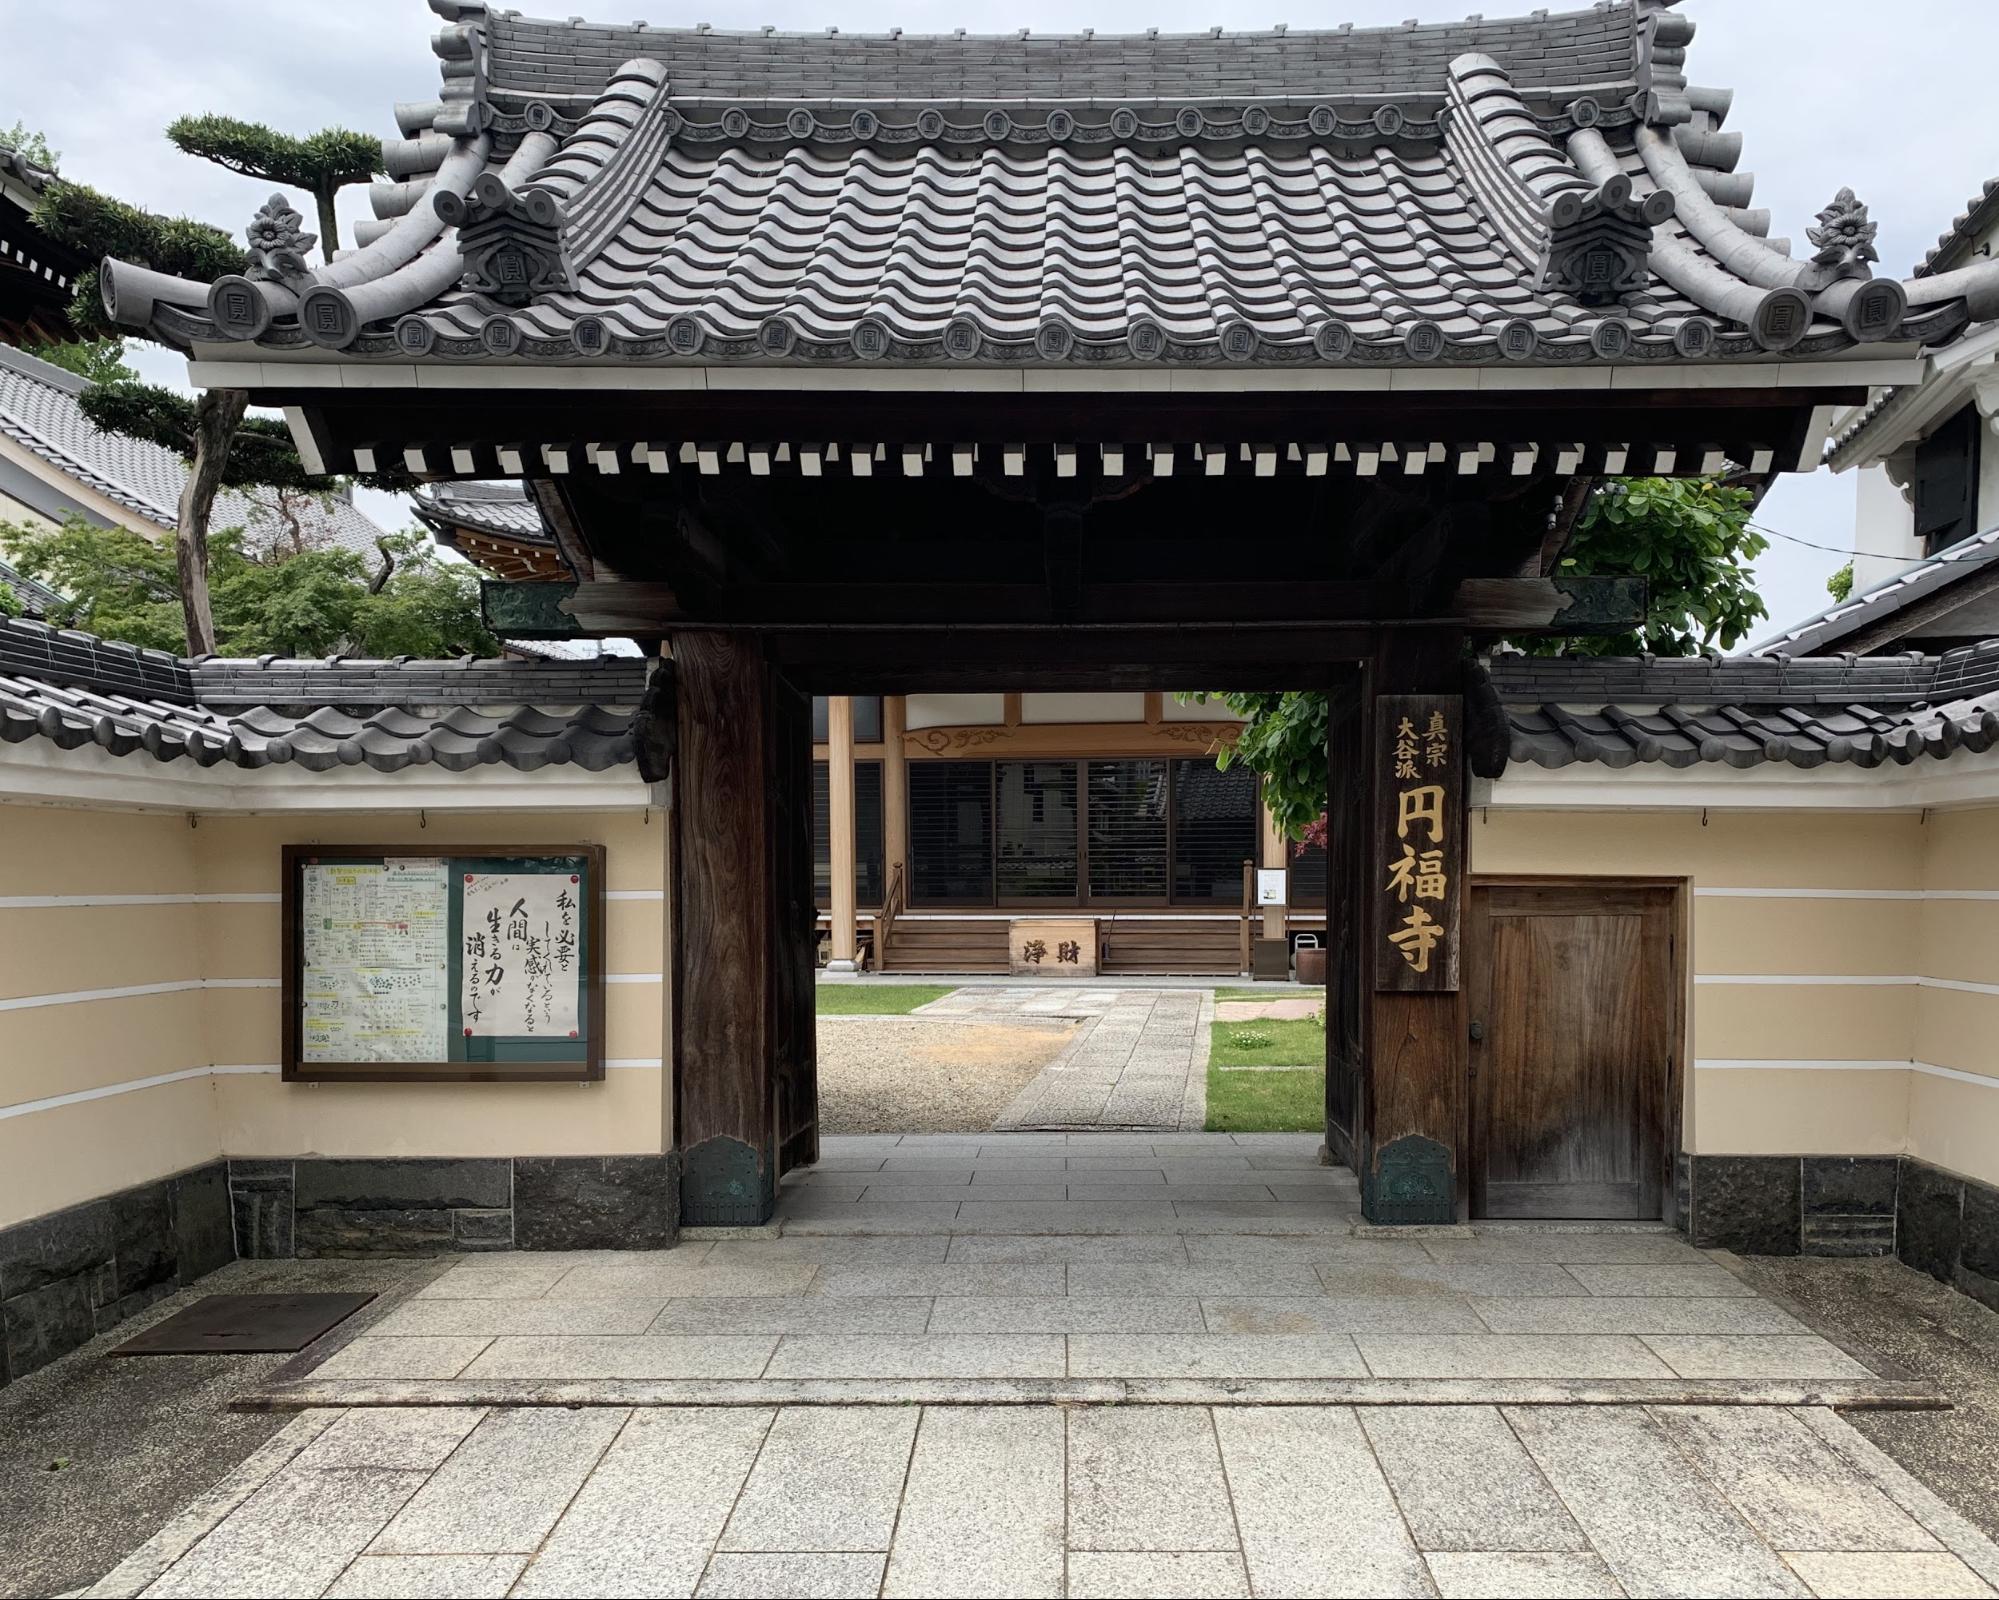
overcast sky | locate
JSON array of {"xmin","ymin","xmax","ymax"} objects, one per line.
[{"xmin": 13, "ymin": 0, "xmax": 1998, "ymax": 642}]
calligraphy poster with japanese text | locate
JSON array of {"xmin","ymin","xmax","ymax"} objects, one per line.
[
  {"xmin": 1373, "ymin": 695, "xmax": 1463, "ymax": 993},
  {"xmin": 459, "ymin": 871, "xmax": 584, "ymax": 1038}
]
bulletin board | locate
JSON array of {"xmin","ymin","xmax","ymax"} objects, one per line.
[{"xmin": 281, "ymin": 844, "xmax": 606, "ymax": 1082}]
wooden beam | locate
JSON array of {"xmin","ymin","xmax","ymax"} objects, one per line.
[{"xmin": 1451, "ymin": 575, "xmax": 1648, "ymax": 633}]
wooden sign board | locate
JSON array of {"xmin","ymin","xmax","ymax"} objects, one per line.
[
  {"xmin": 1373, "ymin": 696, "xmax": 1463, "ymax": 993},
  {"xmin": 281, "ymin": 844, "xmax": 606, "ymax": 1083},
  {"xmin": 1009, "ymin": 917, "xmax": 1099, "ymax": 977}
]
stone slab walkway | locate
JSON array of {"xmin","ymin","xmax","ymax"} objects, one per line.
[
  {"xmin": 85, "ymin": 1400, "xmax": 1999, "ymax": 1598},
  {"xmin": 917, "ymin": 988, "xmax": 1211, "ymax": 1131},
  {"xmin": 242, "ymin": 1138, "xmax": 1918, "ymax": 1408}
]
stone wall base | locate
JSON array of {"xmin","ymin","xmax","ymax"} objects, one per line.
[
  {"xmin": 228, "ymin": 1154, "xmax": 681, "ymax": 1259},
  {"xmin": 0, "ymin": 1153, "xmax": 683, "ymax": 1392},
  {"xmin": 0, "ymin": 1162, "xmax": 231, "ymax": 1389},
  {"xmin": 1686, "ymin": 1153, "xmax": 1998, "ymax": 1312}
]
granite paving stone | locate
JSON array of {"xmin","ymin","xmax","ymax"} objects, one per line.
[
  {"xmin": 1357, "ymin": 1406, "xmax": 1587, "ymax": 1553},
  {"xmin": 1421, "ymin": 1551, "xmax": 1625, "ymax": 1598},
  {"xmin": 881, "ymin": 1408, "xmax": 1064, "ymax": 1598},
  {"xmin": 700, "ymin": 1236, "xmax": 951, "ymax": 1265},
  {"xmin": 513, "ymin": 1408, "xmax": 772, "ymax": 1599},
  {"xmin": 142, "ymin": 1467, "xmax": 427, "ymax": 1599},
  {"xmin": 290, "ymin": 1408, "xmax": 487, "ymax": 1474},
  {"xmin": 1068, "ymin": 1263, "xmax": 1326, "ymax": 1297},
  {"xmin": 369, "ymin": 1298, "xmax": 666, "ymax": 1336},
  {"xmin": 719, "ymin": 1409, "xmax": 918, "ymax": 1553},
  {"xmin": 899, "ymin": 1183, "xmax": 1072, "ymax": 1203},
  {"xmin": 1356, "ymin": 1335, "xmax": 1675, "ymax": 1379},
  {"xmin": 368, "ymin": 1408, "xmax": 628, "ymax": 1555},
  {"xmin": 647, "ymin": 1296, "xmax": 936, "ymax": 1336},
  {"xmin": 1565, "ymin": 1264, "xmax": 1758, "ymax": 1298},
  {"xmin": 1066, "ymin": 1407, "xmax": 1238, "ymax": 1552},
  {"xmin": 926, "ymin": 1295, "xmax": 1204, "ymax": 1334},
  {"xmin": 1470, "ymin": 1296, "xmax": 1807, "ymax": 1336},
  {"xmin": 943, "ymin": 1235, "xmax": 1190, "ymax": 1263},
  {"xmin": 1068, "ymin": 1333, "xmax": 1367, "ymax": 1379},
  {"xmin": 764, "ymin": 1334, "xmax": 1067, "ymax": 1379},
  {"xmin": 808, "ymin": 1264, "xmax": 1064, "ymax": 1297},
  {"xmin": 1777, "ymin": 1552, "xmax": 1998, "ymax": 1598},
  {"xmin": 312, "ymin": 1335, "xmax": 492, "ymax": 1380},
  {"xmin": 323, "ymin": 1554, "xmax": 528, "ymax": 1598},
  {"xmin": 1423, "ymin": 1235, "xmax": 1705, "ymax": 1266},
  {"xmin": 1182, "ymin": 1236, "xmax": 1428, "ymax": 1265},
  {"xmin": 1214, "ymin": 1406, "xmax": 1432, "ymax": 1598},
  {"xmin": 412, "ymin": 1260, "xmax": 574, "ymax": 1300},
  {"xmin": 1065, "ymin": 1552, "xmax": 1252, "ymax": 1598},
  {"xmin": 1506, "ymin": 1407, "xmax": 1811, "ymax": 1598},
  {"xmin": 1315, "ymin": 1262, "xmax": 1590, "ymax": 1298},
  {"xmin": 459, "ymin": 1335, "xmax": 778, "ymax": 1380},
  {"xmin": 1641, "ymin": 1335, "xmax": 1873, "ymax": 1380},
  {"xmin": 547, "ymin": 1260, "xmax": 822, "ymax": 1299},
  {"xmin": 695, "ymin": 1553, "xmax": 888, "ymax": 1598},
  {"xmin": 1652, "ymin": 1407, "xmax": 1940, "ymax": 1553},
  {"xmin": 1201, "ymin": 1295, "xmax": 1485, "ymax": 1335}
]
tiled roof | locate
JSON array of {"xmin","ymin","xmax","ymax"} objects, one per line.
[
  {"xmin": 1492, "ymin": 644, "xmax": 1999, "ymax": 770},
  {"xmin": 0, "ymin": 555, "xmax": 61, "ymax": 617},
  {"xmin": 0, "ymin": 614, "xmax": 645, "ymax": 774},
  {"xmin": 103, "ymin": 3, "xmax": 1996, "ymax": 374},
  {"xmin": 0, "ymin": 346, "xmax": 392, "ymax": 555},
  {"xmin": 1750, "ymin": 525, "xmax": 1999, "ymax": 658},
  {"xmin": 414, "ymin": 480, "xmax": 550, "ymax": 543},
  {"xmin": 1917, "ymin": 177, "xmax": 1999, "ymax": 278}
]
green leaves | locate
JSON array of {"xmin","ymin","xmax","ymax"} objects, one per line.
[
  {"xmin": 2, "ymin": 517, "xmax": 501, "ymax": 660},
  {"xmin": 166, "ymin": 115, "xmax": 379, "ymax": 190},
  {"xmin": 1827, "ymin": 561, "xmax": 1855, "ymax": 604}
]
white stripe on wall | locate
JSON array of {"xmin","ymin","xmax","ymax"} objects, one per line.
[
  {"xmin": 0, "ymin": 1057, "xmax": 669, "ymax": 1123},
  {"xmin": 1693, "ymin": 974, "xmax": 1999, "ymax": 997},
  {"xmin": 0, "ymin": 977, "xmax": 280, "ymax": 1012},
  {"xmin": 607, "ymin": 890, "xmax": 666, "ymax": 901},
  {"xmin": 605, "ymin": 973, "xmax": 664, "ymax": 984},
  {"xmin": 0, "ymin": 892, "xmax": 281, "ymax": 909},
  {"xmin": 1695, "ymin": 1059, "xmax": 1998, "ymax": 1089},
  {"xmin": 1694, "ymin": 887, "xmax": 1999, "ymax": 901}
]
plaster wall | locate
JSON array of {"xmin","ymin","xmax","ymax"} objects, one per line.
[
  {"xmin": 1850, "ymin": 463, "xmax": 1921, "ymax": 575},
  {"xmin": 0, "ymin": 802, "xmax": 669, "ymax": 1231},
  {"xmin": 1472, "ymin": 804, "xmax": 1999, "ymax": 1187}
]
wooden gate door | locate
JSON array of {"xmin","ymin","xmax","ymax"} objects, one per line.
[
  {"xmin": 771, "ymin": 675, "xmax": 820, "ymax": 1178},
  {"xmin": 1467, "ymin": 883, "xmax": 1676, "ymax": 1220}
]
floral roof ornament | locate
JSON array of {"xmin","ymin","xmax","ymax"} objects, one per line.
[
  {"xmin": 1809, "ymin": 188, "xmax": 1880, "ymax": 279},
  {"xmin": 243, "ymin": 194, "xmax": 316, "ymax": 288}
]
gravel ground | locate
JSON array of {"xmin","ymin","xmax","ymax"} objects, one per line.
[
  {"xmin": 1732, "ymin": 1253, "xmax": 1999, "ymax": 1541},
  {"xmin": 0, "ymin": 1256, "xmax": 430, "ymax": 1600},
  {"xmin": 817, "ymin": 1016, "xmax": 1079, "ymax": 1133}
]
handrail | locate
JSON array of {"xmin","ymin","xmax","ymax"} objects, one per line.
[
  {"xmin": 1239, "ymin": 858, "xmax": 1254, "ymax": 976},
  {"xmin": 875, "ymin": 861, "xmax": 906, "ymax": 970}
]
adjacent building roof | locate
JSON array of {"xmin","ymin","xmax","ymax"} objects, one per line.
[
  {"xmin": 1751, "ymin": 525, "xmax": 1999, "ymax": 658},
  {"xmin": 0, "ymin": 143, "xmax": 85, "ymax": 347},
  {"xmin": 413, "ymin": 479, "xmax": 561, "ymax": 580},
  {"xmin": 0, "ymin": 345, "xmax": 390, "ymax": 555},
  {"xmin": 1918, "ymin": 176, "xmax": 1999, "ymax": 280},
  {"xmin": 0, "ymin": 554, "xmax": 61, "ymax": 617},
  {"xmin": 1492, "ymin": 644, "xmax": 1999, "ymax": 770},
  {"xmin": 0, "ymin": 613, "xmax": 644, "ymax": 773},
  {"xmin": 102, "ymin": 2, "xmax": 1996, "ymax": 376}
]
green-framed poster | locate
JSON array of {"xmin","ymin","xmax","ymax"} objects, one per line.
[{"xmin": 281, "ymin": 844, "xmax": 606, "ymax": 1083}]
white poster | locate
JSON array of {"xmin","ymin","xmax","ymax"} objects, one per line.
[
  {"xmin": 460, "ymin": 870, "xmax": 583, "ymax": 1038},
  {"xmin": 299, "ymin": 859, "xmax": 450, "ymax": 1062}
]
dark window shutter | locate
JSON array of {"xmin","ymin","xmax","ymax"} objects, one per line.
[
  {"xmin": 812, "ymin": 760, "xmax": 831, "ymax": 907},
  {"xmin": 909, "ymin": 761, "xmax": 994, "ymax": 906},
  {"xmin": 1087, "ymin": 759, "xmax": 1168, "ymax": 900},
  {"xmin": 1915, "ymin": 405, "xmax": 1981, "ymax": 553},
  {"xmin": 996, "ymin": 760, "xmax": 1080, "ymax": 901},
  {"xmin": 1290, "ymin": 839, "xmax": 1329, "ymax": 908},
  {"xmin": 855, "ymin": 761, "xmax": 885, "ymax": 907},
  {"xmin": 1169, "ymin": 758, "xmax": 1259, "ymax": 904}
]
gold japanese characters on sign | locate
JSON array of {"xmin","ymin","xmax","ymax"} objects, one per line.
[{"xmin": 1375, "ymin": 697, "xmax": 1462, "ymax": 992}]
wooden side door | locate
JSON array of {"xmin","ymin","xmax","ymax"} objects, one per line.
[
  {"xmin": 1468, "ymin": 883, "xmax": 1676, "ymax": 1220},
  {"xmin": 771, "ymin": 673, "xmax": 820, "ymax": 1178}
]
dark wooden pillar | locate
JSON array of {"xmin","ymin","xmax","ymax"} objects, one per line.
[
  {"xmin": 672, "ymin": 632, "xmax": 818, "ymax": 1225},
  {"xmin": 1328, "ymin": 636, "xmax": 1470, "ymax": 1224}
]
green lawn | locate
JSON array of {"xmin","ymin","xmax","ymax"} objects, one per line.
[
  {"xmin": 1212, "ymin": 986, "xmax": 1327, "ymax": 1004},
  {"xmin": 1205, "ymin": 1018, "xmax": 1325, "ymax": 1132},
  {"xmin": 815, "ymin": 983, "xmax": 957, "ymax": 1015}
]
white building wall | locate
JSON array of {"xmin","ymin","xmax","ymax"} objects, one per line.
[{"xmin": 1850, "ymin": 464, "xmax": 1920, "ymax": 573}]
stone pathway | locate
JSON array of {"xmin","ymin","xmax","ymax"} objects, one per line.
[
  {"xmin": 246, "ymin": 1138, "xmax": 1911, "ymax": 1404},
  {"xmin": 915, "ymin": 987, "xmax": 1210, "ymax": 1131},
  {"xmin": 86, "ymin": 1400, "xmax": 1999, "ymax": 1597}
]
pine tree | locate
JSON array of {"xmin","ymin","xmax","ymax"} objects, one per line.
[{"xmin": 167, "ymin": 115, "xmax": 380, "ymax": 261}]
